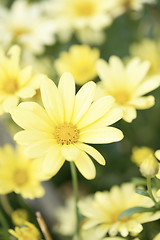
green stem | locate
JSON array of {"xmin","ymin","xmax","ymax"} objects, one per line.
[
  {"xmin": 0, "ymin": 207, "xmax": 9, "ymax": 229},
  {"xmin": 147, "ymin": 177, "xmax": 157, "ymax": 205},
  {"xmin": 0, "ymin": 195, "xmax": 13, "ymax": 216},
  {"xmin": 70, "ymin": 162, "xmax": 81, "ymax": 240}
]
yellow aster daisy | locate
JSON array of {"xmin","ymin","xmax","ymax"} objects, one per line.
[
  {"xmin": 0, "ymin": 45, "xmax": 46, "ymax": 115},
  {"xmin": 0, "ymin": 144, "xmax": 45, "ymax": 199},
  {"xmin": 96, "ymin": 56, "xmax": 160, "ymax": 122},
  {"xmin": 55, "ymin": 45, "xmax": 100, "ymax": 85},
  {"xmin": 130, "ymin": 39, "xmax": 160, "ymax": 76},
  {"xmin": 0, "ymin": 0, "xmax": 56, "ymax": 54},
  {"xmin": 79, "ymin": 183, "xmax": 160, "ymax": 238},
  {"xmin": 11, "ymin": 72, "xmax": 123, "ymax": 180},
  {"xmin": 9, "ymin": 221, "xmax": 41, "ymax": 240}
]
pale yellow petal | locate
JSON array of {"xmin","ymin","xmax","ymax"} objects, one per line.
[
  {"xmin": 96, "ymin": 59, "xmax": 113, "ymax": 92},
  {"xmin": 19, "ymin": 65, "xmax": 32, "ymax": 86},
  {"xmin": 7, "ymin": 45, "xmax": 20, "ymax": 76},
  {"xmin": 127, "ymin": 220, "xmax": 143, "ymax": 234},
  {"xmin": 24, "ymin": 139, "xmax": 56, "ymax": 158},
  {"xmin": 155, "ymin": 149, "xmax": 160, "ymax": 160},
  {"xmin": 40, "ymin": 77, "xmax": 64, "ymax": 124},
  {"xmin": 77, "ymin": 96, "xmax": 115, "ymax": 129},
  {"xmin": 72, "ymin": 81, "xmax": 96, "ymax": 124},
  {"xmin": 74, "ymin": 151, "xmax": 96, "ymax": 180},
  {"xmin": 43, "ymin": 145, "xmax": 65, "ymax": 178},
  {"xmin": 118, "ymin": 223, "xmax": 128, "ymax": 237},
  {"xmin": 61, "ymin": 144, "xmax": 81, "ymax": 161},
  {"xmin": 76, "ymin": 142, "xmax": 105, "ymax": 165},
  {"xmin": 122, "ymin": 106, "xmax": 137, "ymax": 122},
  {"xmin": 11, "ymin": 102, "xmax": 53, "ymax": 132},
  {"xmin": 17, "ymin": 87, "xmax": 36, "ymax": 98},
  {"xmin": 79, "ymin": 127, "xmax": 123, "ymax": 144},
  {"xmin": 82, "ymin": 107, "xmax": 123, "ymax": 131},
  {"xmin": 3, "ymin": 96, "xmax": 19, "ymax": 113},
  {"xmin": 129, "ymin": 96, "xmax": 155, "ymax": 109},
  {"xmin": 135, "ymin": 75, "xmax": 160, "ymax": 97},
  {"xmin": 58, "ymin": 72, "xmax": 75, "ymax": 123},
  {"xmin": 14, "ymin": 130, "xmax": 55, "ymax": 145}
]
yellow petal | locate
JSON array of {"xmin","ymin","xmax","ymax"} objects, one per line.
[
  {"xmin": 76, "ymin": 142, "xmax": 105, "ymax": 165},
  {"xmin": 11, "ymin": 102, "xmax": 53, "ymax": 132},
  {"xmin": 43, "ymin": 145, "xmax": 65, "ymax": 178},
  {"xmin": 135, "ymin": 75, "xmax": 160, "ymax": 97},
  {"xmin": 129, "ymin": 96, "xmax": 155, "ymax": 109},
  {"xmin": 122, "ymin": 106, "xmax": 136, "ymax": 122},
  {"xmin": 14, "ymin": 130, "xmax": 55, "ymax": 145},
  {"xmin": 74, "ymin": 151, "xmax": 96, "ymax": 180},
  {"xmin": 58, "ymin": 72, "xmax": 75, "ymax": 123},
  {"xmin": 77, "ymin": 96, "xmax": 115, "ymax": 129},
  {"xmin": 7, "ymin": 45, "xmax": 21, "ymax": 76},
  {"xmin": 61, "ymin": 144, "xmax": 81, "ymax": 161},
  {"xmin": 79, "ymin": 127, "xmax": 123, "ymax": 144},
  {"xmin": 24, "ymin": 140, "xmax": 56, "ymax": 158},
  {"xmin": 19, "ymin": 65, "xmax": 32, "ymax": 86},
  {"xmin": 3, "ymin": 96, "xmax": 19, "ymax": 113},
  {"xmin": 17, "ymin": 87, "xmax": 36, "ymax": 98},
  {"xmin": 155, "ymin": 149, "xmax": 160, "ymax": 160},
  {"xmin": 40, "ymin": 77, "xmax": 64, "ymax": 124},
  {"xmin": 72, "ymin": 81, "xmax": 96, "ymax": 124}
]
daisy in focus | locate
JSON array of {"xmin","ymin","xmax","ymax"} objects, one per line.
[
  {"xmin": 79, "ymin": 183, "xmax": 160, "ymax": 238},
  {"xmin": 0, "ymin": 0, "xmax": 56, "ymax": 54},
  {"xmin": 55, "ymin": 45, "xmax": 100, "ymax": 85},
  {"xmin": 11, "ymin": 72, "xmax": 123, "ymax": 180},
  {"xmin": 0, "ymin": 45, "xmax": 46, "ymax": 114},
  {"xmin": 9, "ymin": 221, "xmax": 41, "ymax": 240},
  {"xmin": 130, "ymin": 39, "xmax": 160, "ymax": 76},
  {"xmin": 96, "ymin": 56, "xmax": 160, "ymax": 122},
  {"xmin": 0, "ymin": 144, "xmax": 45, "ymax": 199}
]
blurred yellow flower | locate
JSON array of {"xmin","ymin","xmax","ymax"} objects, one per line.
[
  {"xmin": 0, "ymin": 0, "xmax": 56, "ymax": 54},
  {"xmin": 0, "ymin": 45, "xmax": 46, "ymax": 114},
  {"xmin": 9, "ymin": 221, "xmax": 41, "ymax": 240},
  {"xmin": 96, "ymin": 56, "xmax": 160, "ymax": 122},
  {"xmin": 153, "ymin": 233, "xmax": 160, "ymax": 240},
  {"xmin": 0, "ymin": 145, "xmax": 45, "ymax": 199},
  {"xmin": 55, "ymin": 45, "xmax": 100, "ymax": 85},
  {"xmin": 11, "ymin": 72, "xmax": 123, "ymax": 180},
  {"xmin": 130, "ymin": 39, "xmax": 160, "ymax": 76},
  {"xmin": 79, "ymin": 183, "xmax": 160, "ymax": 238},
  {"xmin": 11, "ymin": 209, "xmax": 29, "ymax": 226},
  {"xmin": 132, "ymin": 146, "xmax": 159, "ymax": 178}
]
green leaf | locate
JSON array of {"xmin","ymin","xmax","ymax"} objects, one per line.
[
  {"xmin": 136, "ymin": 188, "xmax": 150, "ymax": 198},
  {"xmin": 118, "ymin": 206, "xmax": 153, "ymax": 220}
]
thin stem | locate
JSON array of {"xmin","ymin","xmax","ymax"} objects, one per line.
[
  {"xmin": 147, "ymin": 177, "xmax": 157, "ymax": 205},
  {"xmin": 36, "ymin": 212, "xmax": 52, "ymax": 240},
  {"xmin": 0, "ymin": 207, "xmax": 9, "ymax": 229},
  {"xmin": 0, "ymin": 195, "xmax": 13, "ymax": 216},
  {"xmin": 70, "ymin": 162, "xmax": 81, "ymax": 240}
]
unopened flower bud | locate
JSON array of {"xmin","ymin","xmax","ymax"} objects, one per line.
[{"xmin": 140, "ymin": 156, "xmax": 159, "ymax": 178}]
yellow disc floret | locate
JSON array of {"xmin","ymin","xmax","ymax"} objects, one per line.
[{"xmin": 55, "ymin": 124, "xmax": 79, "ymax": 145}]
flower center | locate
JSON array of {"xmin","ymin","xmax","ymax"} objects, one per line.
[
  {"xmin": 113, "ymin": 91, "xmax": 130, "ymax": 105},
  {"xmin": 55, "ymin": 124, "xmax": 79, "ymax": 145},
  {"xmin": 75, "ymin": 2, "xmax": 96, "ymax": 17},
  {"xmin": 112, "ymin": 211, "xmax": 128, "ymax": 223},
  {"xmin": 13, "ymin": 169, "xmax": 28, "ymax": 186},
  {"xmin": 3, "ymin": 79, "xmax": 18, "ymax": 94}
]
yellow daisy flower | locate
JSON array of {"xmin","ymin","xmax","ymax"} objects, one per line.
[
  {"xmin": 96, "ymin": 56, "xmax": 160, "ymax": 122},
  {"xmin": 0, "ymin": 144, "xmax": 45, "ymax": 199},
  {"xmin": 9, "ymin": 221, "xmax": 41, "ymax": 240},
  {"xmin": 55, "ymin": 45, "xmax": 100, "ymax": 85},
  {"xmin": 0, "ymin": 45, "xmax": 46, "ymax": 115},
  {"xmin": 11, "ymin": 72, "xmax": 123, "ymax": 180},
  {"xmin": 79, "ymin": 183, "xmax": 160, "ymax": 238},
  {"xmin": 130, "ymin": 39, "xmax": 160, "ymax": 76},
  {"xmin": 0, "ymin": 0, "xmax": 56, "ymax": 54}
]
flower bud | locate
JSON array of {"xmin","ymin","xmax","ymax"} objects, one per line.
[{"xmin": 140, "ymin": 156, "xmax": 159, "ymax": 178}]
